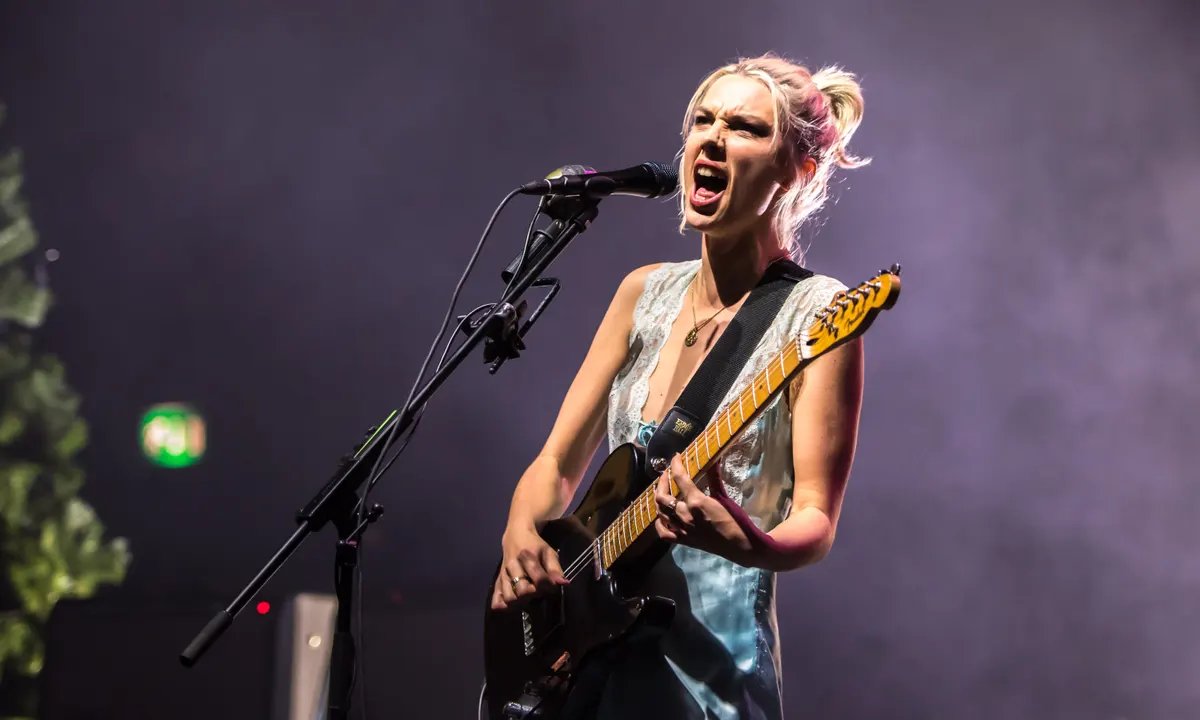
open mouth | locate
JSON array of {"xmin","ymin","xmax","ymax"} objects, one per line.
[{"xmin": 690, "ymin": 164, "xmax": 728, "ymax": 210}]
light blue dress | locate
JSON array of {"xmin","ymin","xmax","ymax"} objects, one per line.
[{"xmin": 580, "ymin": 259, "xmax": 845, "ymax": 720}]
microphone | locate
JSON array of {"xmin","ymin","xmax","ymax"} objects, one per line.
[{"xmin": 518, "ymin": 162, "xmax": 678, "ymax": 198}]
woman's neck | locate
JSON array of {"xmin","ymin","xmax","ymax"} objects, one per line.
[{"xmin": 696, "ymin": 228, "xmax": 787, "ymax": 308}]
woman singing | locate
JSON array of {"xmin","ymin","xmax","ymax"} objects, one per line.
[{"xmin": 490, "ymin": 54, "xmax": 869, "ymax": 719}]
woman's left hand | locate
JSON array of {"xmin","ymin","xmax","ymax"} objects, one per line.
[{"xmin": 654, "ymin": 454, "xmax": 754, "ymax": 564}]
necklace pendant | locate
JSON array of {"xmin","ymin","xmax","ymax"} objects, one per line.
[{"xmin": 684, "ymin": 328, "xmax": 699, "ymax": 347}]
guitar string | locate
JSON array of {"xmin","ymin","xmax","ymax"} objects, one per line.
[
  {"xmin": 557, "ymin": 337, "xmax": 807, "ymax": 583},
  {"xmin": 553, "ymin": 283, "xmax": 879, "ymax": 583}
]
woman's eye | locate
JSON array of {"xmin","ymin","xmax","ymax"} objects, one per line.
[{"xmin": 737, "ymin": 123, "xmax": 769, "ymax": 137}]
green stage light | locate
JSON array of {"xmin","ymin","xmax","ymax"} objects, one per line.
[{"xmin": 140, "ymin": 403, "xmax": 206, "ymax": 468}]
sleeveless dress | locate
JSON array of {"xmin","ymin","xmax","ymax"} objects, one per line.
[{"xmin": 565, "ymin": 260, "xmax": 846, "ymax": 720}]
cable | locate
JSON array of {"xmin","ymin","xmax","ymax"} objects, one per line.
[
  {"xmin": 352, "ymin": 303, "xmax": 494, "ymax": 505},
  {"xmin": 351, "ymin": 187, "xmax": 523, "ymax": 718},
  {"xmin": 502, "ymin": 197, "xmax": 546, "ymax": 300},
  {"xmin": 358, "ymin": 187, "xmax": 522, "ymax": 513}
]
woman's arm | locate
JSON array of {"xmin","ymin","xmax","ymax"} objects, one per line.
[
  {"xmin": 492, "ymin": 263, "xmax": 660, "ymax": 610},
  {"xmin": 653, "ymin": 337, "xmax": 864, "ymax": 572},
  {"xmin": 763, "ymin": 336, "xmax": 864, "ymax": 569}
]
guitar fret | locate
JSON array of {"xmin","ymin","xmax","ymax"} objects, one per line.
[{"xmin": 566, "ymin": 272, "xmax": 898, "ymax": 579}]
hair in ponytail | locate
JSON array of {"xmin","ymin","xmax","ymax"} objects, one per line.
[{"xmin": 680, "ymin": 54, "xmax": 869, "ymax": 260}]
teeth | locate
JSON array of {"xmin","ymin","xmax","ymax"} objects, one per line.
[{"xmin": 696, "ymin": 166, "xmax": 726, "ymax": 179}]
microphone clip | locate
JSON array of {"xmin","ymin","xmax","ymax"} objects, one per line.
[{"xmin": 456, "ymin": 275, "xmax": 560, "ymax": 375}]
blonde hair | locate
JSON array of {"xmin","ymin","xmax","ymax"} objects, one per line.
[{"xmin": 679, "ymin": 54, "xmax": 869, "ymax": 260}]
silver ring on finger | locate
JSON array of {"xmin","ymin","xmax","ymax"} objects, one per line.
[{"xmin": 665, "ymin": 497, "xmax": 679, "ymax": 514}]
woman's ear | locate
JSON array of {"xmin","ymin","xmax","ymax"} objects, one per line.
[
  {"xmin": 777, "ymin": 154, "xmax": 817, "ymax": 191},
  {"xmin": 799, "ymin": 156, "xmax": 817, "ymax": 184}
]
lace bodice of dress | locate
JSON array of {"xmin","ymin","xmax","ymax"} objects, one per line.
[{"xmin": 608, "ymin": 259, "xmax": 847, "ymax": 517}]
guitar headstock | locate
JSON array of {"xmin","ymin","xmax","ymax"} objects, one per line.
[{"xmin": 801, "ymin": 264, "xmax": 902, "ymax": 358}]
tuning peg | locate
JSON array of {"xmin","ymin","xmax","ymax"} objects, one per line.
[{"xmin": 888, "ymin": 263, "xmax": 902, "ymax": 276}]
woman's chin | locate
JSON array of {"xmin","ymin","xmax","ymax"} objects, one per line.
[{"xmin": 685, "ymin": 203, "xmax": 725, "ymax": 232}]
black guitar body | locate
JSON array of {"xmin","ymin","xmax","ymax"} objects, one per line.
[{"xmin": 482, "ymin": 443, "xmax": 675, "ymax": 720}]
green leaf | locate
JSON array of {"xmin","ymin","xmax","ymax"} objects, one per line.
[
  {"xmin": 0, "ymin": 214, "xmax": 37, "ymax": 268},
  {"xmin": 0, "ymin": 334, "xmax": 33, "ymax": 380},
  {"xmin": 51, "ymin": 418, "xmax": 88, "ymax": 461},
  {"xmin": 0, "ymin": 411, "xmax": 24, "ymax": 446},
  {"xmin": 6, "ymin": 497, "xmax": 130, "ymax": 620},
  {"xmin": 49, "ymin": 466, "xmax": 84, "ymax": 500},
  {"xmin": 0, "ymin": 612, "xmax": 42, "ymax": 679},
  {"xmin": 0, "ymin": 266, "xmax": 51, "ymax": 328},
  {"xmin": 0, "ymin": 462, "xmax": 38, "ymax": 529}
]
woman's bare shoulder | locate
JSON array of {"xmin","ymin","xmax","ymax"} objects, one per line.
[{"xmin": 611, "ymin": 262, "xmax": 666, "ymax": 309}]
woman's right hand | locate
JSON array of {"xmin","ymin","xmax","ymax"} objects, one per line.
[{"xmin": 490, "ymin": 525, "xmax": 569, "ymax": 612}]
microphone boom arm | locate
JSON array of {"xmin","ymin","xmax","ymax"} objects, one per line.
[{"xmin": 178, "ymin": 191, "xmax": 603, "ymax": 709}]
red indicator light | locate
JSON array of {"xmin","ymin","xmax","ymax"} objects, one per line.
[{"xmin": 256, "ymin": 601, "xmax": 271, "ymax": 615}]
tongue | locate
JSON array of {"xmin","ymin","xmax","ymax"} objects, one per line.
[{"xmin": 693, "ymin": 185, "xmax": 722, "ymax": 204}]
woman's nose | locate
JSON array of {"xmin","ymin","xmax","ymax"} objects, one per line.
[{"xmin": 701, "ymin": 129, "xmax": 726, "ymax": 160}]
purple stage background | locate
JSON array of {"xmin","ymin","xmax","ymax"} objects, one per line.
[{"xmin": 2, "ymin": 1, "xmax": 1198, "ymax": 717}]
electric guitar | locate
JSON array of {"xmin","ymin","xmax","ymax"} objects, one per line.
[{"xmin": 483, "ymin": 265, "xmax": 903, "ymax": 719}]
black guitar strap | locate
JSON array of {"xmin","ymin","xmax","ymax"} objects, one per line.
[{"xmin": 643, "ymin": 258, "xmax": 812, "ymax": 475}]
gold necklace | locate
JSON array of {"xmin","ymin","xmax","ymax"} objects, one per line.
[{"xmin": 685, "ymin": 278, "xmax": 731, "ymax": 347}]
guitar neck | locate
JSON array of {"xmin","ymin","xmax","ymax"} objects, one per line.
[
  {"xmin": 591, "ymin": 265, "xmax": 902, "ymax": 572},
  {"xmin": 595, "ymin": 337, "xmax": 806, "ymax": 571}
]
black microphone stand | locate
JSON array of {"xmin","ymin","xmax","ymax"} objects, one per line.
[{"xmin": 179, "ymin": 193, "xmax": 602, "ymax": 720}]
